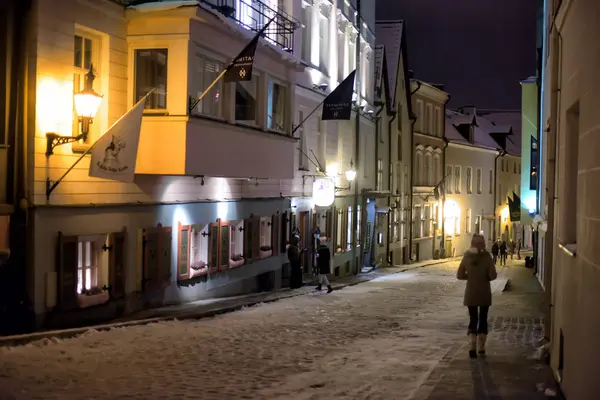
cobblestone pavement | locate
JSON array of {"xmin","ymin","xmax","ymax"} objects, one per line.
[{"xmin": 0, "ymin": 260, "xmax": 551, "ymax": 399}]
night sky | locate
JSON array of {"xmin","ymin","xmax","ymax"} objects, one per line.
[{"xmin": 376, "ymin": 0, "xmax": 538, "ymax": 110}]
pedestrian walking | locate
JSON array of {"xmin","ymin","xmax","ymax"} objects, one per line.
[
  {"xmin": 500, "ymin": 240, "xmax": 508, "ymax": 265},
  {"xmin": 508, "ymin": 239, "xmax": 516, "ymax": 260},
  {"xmin": 287, "ymin": 237, "xmax": 303, "ymax": 289},
  {"xmin": 491, "ymin": 239, "xmax": 500, "ymax": 265},
  {"xmin": 457, "ymin": 234, "xmax": 497, "ymax": 358},
  {"xmin": 316, "ymin": 236, "xmax": 333, "ymax": 294}
]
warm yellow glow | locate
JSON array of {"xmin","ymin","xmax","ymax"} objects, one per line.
[
  {"xmin": 74, "ymin": 91, "xmax": 103, "ymax": 118},
  {"xmin": 326, "ymin": 162, "xmax": 339, "ymax": 177},
  {"xmin": 36, "ymin": 77, "xmax": 73, "ymax": 135},
  {"xmin": 345, "ymin": 168, "xmax": 357, "ymax": 182},
  {"xmin": 500, "ymin": 205, "xmax": 509, "ymax": 222},
  {"xmin": 444, "ymin": 199, "xmax": 461, "ymax": 236}
]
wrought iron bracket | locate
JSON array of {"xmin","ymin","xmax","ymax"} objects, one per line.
[
  {"xmin": 102, "ymin": 244, "xmax": 113, "ymax": 252},
  {"xmin": 46, "ymin": 132, "xmax": 86, "ymax": 156},
  {"xmin": 335, "ymin": 184, "xmax": 351, "ymax": 193},
  {"xmin": 201, "ymin": 231, "xmax": 211, "ymax": 238}
]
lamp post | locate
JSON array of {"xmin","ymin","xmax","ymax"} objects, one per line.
[{"xmin": 45, "ymin": 66, "xmax": 103, "ymax": 156}]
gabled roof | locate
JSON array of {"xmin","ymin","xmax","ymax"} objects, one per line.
[
  {"xmin": 445, "ymin": 109, "xmax": 513, "ymax": 151},
  {"xmin": 375, "ymin": 20, "xmax": 404, "ymax": 107},
  {"xmin": 478, "ymin": 110, "xmax": 522, "ymax": 156}
]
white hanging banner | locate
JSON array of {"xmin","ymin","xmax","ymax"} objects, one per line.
[
  {"xmin": 313, "ymin": 178, "xmax": 335, "ymax": 207},
  {"xmin": 88, "ymin": 95, "xmax": 148, "ymax": 182}
]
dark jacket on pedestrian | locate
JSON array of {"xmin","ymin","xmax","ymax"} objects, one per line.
[
  {"xmin": 287, "ymin": 243, "xmax": 301, "ymax": 266},
  {"xmin": 500, "ymin": 241, "xmax": 507, "ymax": 254},
  {"xmin": 457, "ymin": 247, "xmax": 497, "ymax": 307},
  {"xmin": 491, "ymin": 242, "xmax": 499, "ymax": 255},
  {"xmin": 317, "ymin": 244, "xmax": 331, "ymax": 274}
]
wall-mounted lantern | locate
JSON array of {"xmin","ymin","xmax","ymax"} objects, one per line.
[
  {"xmin": 46, "ymin": 66, "xmax": 103, "ymax": 156},
  {"xmin": 335, "ymin": 159, "xmax": 357, "ymax": 192}
]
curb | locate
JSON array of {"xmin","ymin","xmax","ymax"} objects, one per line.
[{"xmin": 0, "ymin": 259, "xmax": 454, "ymax": 348}]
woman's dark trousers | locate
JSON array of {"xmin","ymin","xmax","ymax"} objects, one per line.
[{"xmin": 468, "ymin": 306, "xmax": 489, "ymax": 334}]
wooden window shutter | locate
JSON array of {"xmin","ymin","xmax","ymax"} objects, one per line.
[
  {"xmin": 219, "ymin": 220, "xmax": 230, "ymax": 271},
  {"xmin": 253, "ymin": 215, "xmax": 261, "ymax": 257},
  {"xmin": 177, "ymin": 222, "xmax": 191, "ymax": 280},
  {"xmin": 208, "ymin": 221, "xmax": 220, "ymax": 274},
  {"xmin": 280, "ymin": 211, "xmax": 288, "ymax": 253},
  {"xmin": 159, "ymin": 226, "xmax": 172, "ymax": 286},
  {"xmin": 271, "ymin": 214, "xmax": 279, "ymax": 256},
  {"xmin": 244, "ymin": 217, "xmax": 253, "ymax": 261},
  {"xmin": 326, "ymin": 209, "xmax": 333, "ymax": 239},
  {"xmin": 109, "ymin": 231, "xmax": 126, "ymax": 299},
  {"xmin": 57, "ymin": 232, "xmax": 78, "ymax": 310}
]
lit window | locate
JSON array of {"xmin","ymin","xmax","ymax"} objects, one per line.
[
  {"xmin": 73, "ymin": 32, "xmax": 101, "ymax": 145},
  {"xmin": 454, "ymin": 166, "xmax": 461, "ymax": 193},
  {"xmin": 134, "ymin": 48, "xmax": 168, "ymax": 109},
  {"xmin": 193, "ymin": 55, "xmax": 224, "ymax": 118},
  {"xmin": 267, "ymin": 78, "xmax": 287, "ymax": 132}
]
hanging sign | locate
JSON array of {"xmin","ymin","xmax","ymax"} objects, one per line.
[{"xmin": 313, "ymin": 178, "xmax": 335, "ymax": 207}]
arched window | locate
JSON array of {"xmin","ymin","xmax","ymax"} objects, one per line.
[
  {"xmin": 433, "ymin": 154, "xmax": 441, "ymax": 185},
  {"xmin": 425, "ymin": 153, "xmax": 433, "ymax": 185}
]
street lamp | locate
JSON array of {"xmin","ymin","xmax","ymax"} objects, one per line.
[
  {"xmin": 46, "ymin": 65, "xmax": 103, "ymax": 155},
  {"xmin": 335, "ymin": 159, "xmax": 357, "ymax": 192}
]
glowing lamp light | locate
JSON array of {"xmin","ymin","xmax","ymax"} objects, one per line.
[
  {"xmin": 345, "ymin": 168, "xmax": 357, "ymax": 182},
  {"xmin": 74, "ymin": 68, "xmax": 102, "ymax": 119},
  {"xmin": 313, "ymin": 178, "xmax": 335, "ymax": 207}
]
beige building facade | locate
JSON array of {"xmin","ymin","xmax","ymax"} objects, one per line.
[{"xmin": 541, "ymin": 0, "xmax": 600, "ymax": 397}]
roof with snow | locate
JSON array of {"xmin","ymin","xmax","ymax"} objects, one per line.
[
  {"xmin": 375, "ymin": 20, "xmax": 404, "ymax": 106},
  {"xmin": 478, "ymin": 111, "xmax": 522, "ymax": 156}
]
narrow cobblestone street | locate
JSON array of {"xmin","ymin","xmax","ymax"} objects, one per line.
[{"xmin": 0, "ymin": 260, "xmax": 551, "ymax": 400}]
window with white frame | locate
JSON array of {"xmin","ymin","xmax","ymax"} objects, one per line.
[
  {"xmin": 446, "ymin": 165, "xmax": 453, "ymax": 194},
  {"xmin": 454, "ymin": 166, "xmax": 461, "ymax": 193},
  {"xmin": 235, "ymin": 72, "xmax": 259, "ymax": 123},
  {"xmin": 474, "ymin": 215, "xmax": 481, "ymax": 234},
  {"xmin": 348, "ymin": 34, "xmax": 356, "ymax": 79},
  {"xmin": 76, "ymin": 235, "xmax": 109, "ymax": 294},
  {"xmin": 425, "ymin": 152, "xmax": 433, "ymax": 186},
  {"xmin": 193, "ymin": 54, "xmax": 224, "ymax": 118},
  {"xmin": 190, "ymin": 225, "xmax": 209, "ymax": 269},
  {"xmin": 423, "ymin": 205, "xmax": 431, "ymax": 237},
  {"xmin": 267, "ymin": 77, "xmax": 286, "ymax": 131},
  {"xmin": 300, "ymin": 4, "xmax": 311, "ymax": 62},
  {"xmin": 230, "ymin": 221, "xmax": 244, "ymax": 258},
  {"xmin": 318, "ymin": 13, "xmax": 329, "ymax": 74},
  {"xmin": 260, "ymin": 217, "xmax": 272, "ymax": 248},
  {"xmin": 73, "ymin": 31, "xmax": 101, "ymax": 144},
  {"xmin": 476, "ymin": 168, "xmax": 482, "ymax": 194},
  {"xmin": 235, "ymin": 0, "xmax": 255, "ymax": 28},
  {"xmin": 466, "ymin": 209, "xmax": 472, "ymax": 234},
  {"xmin": 347, "ymin": 207, "xmax": 353, "ymax": 250},
  {"xmin": 377, "ymin": 159, "xmax": 384, "ymax": 191},
  {"xmin": 134, "ymin": 48, "xmax": 168, "ymax": 110},
  {"xmin": 298, "ymin": 110, "xmax": 309, "ymax": 170},
  {"xmin": 425, "ymin": 104, "xmax": 433, "ymax": 134},
  {"xmin": 466, "ymin": 167, "xmax": 473, "ymax": 194}
]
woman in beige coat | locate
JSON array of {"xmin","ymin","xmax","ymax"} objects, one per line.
[{"xmin": 457, "ymin": 234, "xmax": 497, "ymax": 358}]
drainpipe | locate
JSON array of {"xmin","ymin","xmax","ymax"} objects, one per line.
[
  {"xmin": 441, "ymin": 137, "xmax": 449, "ymax": 255},
  {"xmin": 386, "ymin": 110, "xmax": 397, "ymax": 264},
  {"xmin": 493, "ymin": 150, "xmax": 506, "ymax": 240},
  {"xmin": 407, "ymin": 81, "xmax": 421, "ymax": 261},
  {"xmin": 542, "ymin": 27, "xmax": 561, "ymax": 343}
]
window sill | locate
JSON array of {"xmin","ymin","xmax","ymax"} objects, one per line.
[
  {"xmin": 76, "ymin": 291, "xmax": 110, "ymax": 309},
  {"xmin": 266, "ymin": 128, "xmax": 290, "ymax": 136},
  {"xmin": 558, "ymin": 242, "xmax": 576, "ymax": 258},
  {"xmin": 72, "ymin": 143, "xmax": 92, "ymax": 154},
  {"xmin": 143, "ymin": 109, "xmax": 169, "ymax": 116}
]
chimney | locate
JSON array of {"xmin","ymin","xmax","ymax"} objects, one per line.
[{"xmin": 458, "ymin": 105, "xmax": 476, "ymax": 116}]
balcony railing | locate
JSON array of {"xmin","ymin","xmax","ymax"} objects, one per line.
[{"xmin": 201, "ymin": 0, "xmax": 300, "ymax": 52}]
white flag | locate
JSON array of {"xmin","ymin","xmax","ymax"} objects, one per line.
[{"xmin": 88, "ymin": 95, "xmax": 148, "ymax": 182}]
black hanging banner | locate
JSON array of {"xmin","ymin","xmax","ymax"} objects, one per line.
[
  {"xmin": 321, "ymin": 70, "xmax": 357, "ymax": 120},
  {"xmin": 224, "ymin": 18, "xmax": 275, "ymax": 83},
  {"xmin": 510, "ymin": 192, "xmax": 521, "ymax": 222}
]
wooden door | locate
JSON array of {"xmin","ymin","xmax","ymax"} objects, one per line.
[{"xmin": 142, "ymin": 228, "xmax": 162, "ymax": 293}]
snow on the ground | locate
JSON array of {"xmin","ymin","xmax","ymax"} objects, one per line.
[{"xmin": 0, "ymin": 262, "xmax": 468, "ymax": 400}]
